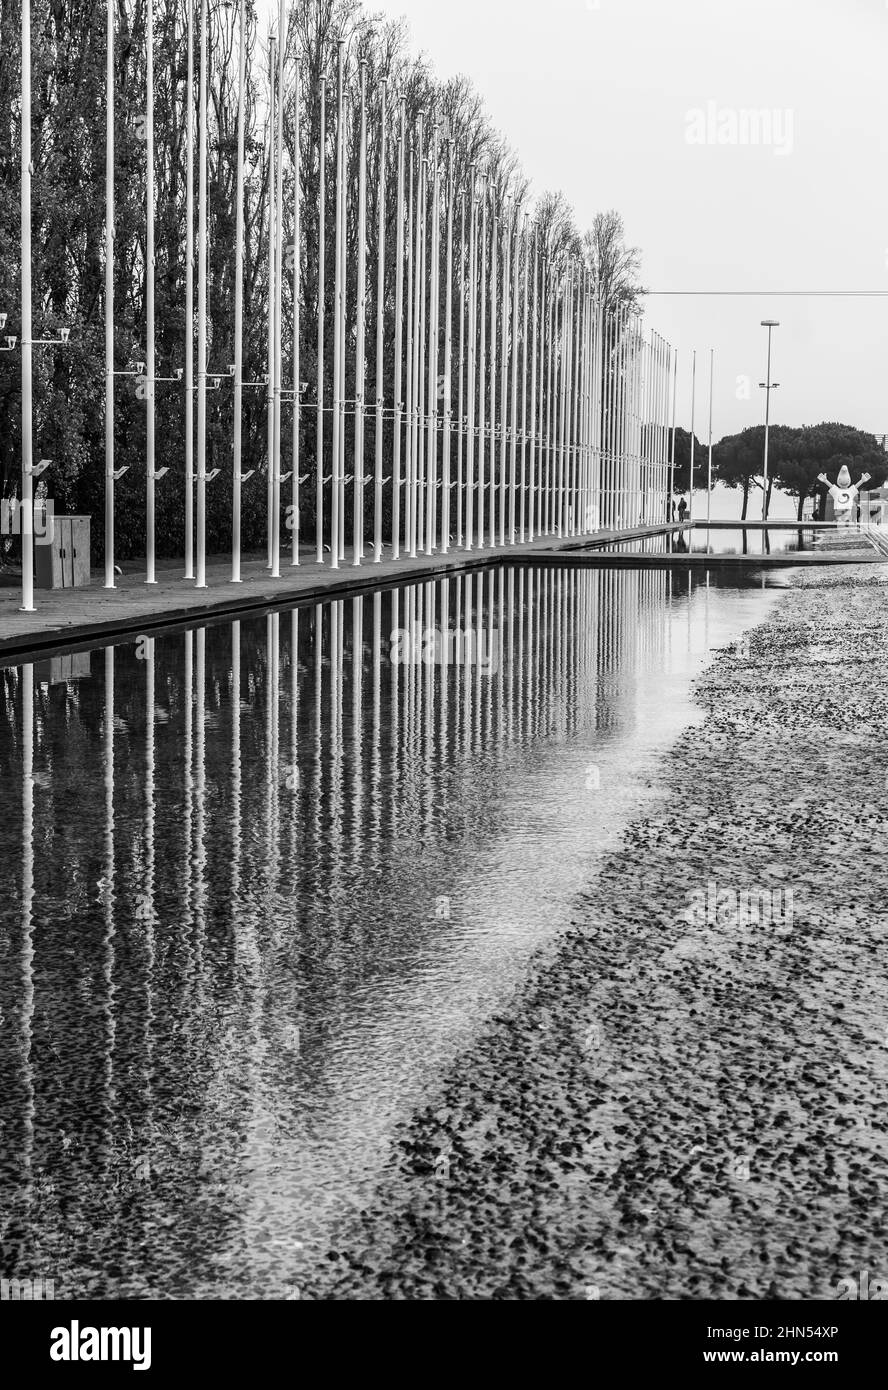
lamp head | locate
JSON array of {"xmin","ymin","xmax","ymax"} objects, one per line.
[
  {"xmin": 0, "ymin": 313, "xmax": 6, "ymax": 330},
  {"xmin": 59, "ymin": 327, "xmax": 70, "ymax": 344},
  {"xmin": 761, "ymin": 319, "xmax": 780, "ymax": 328}
]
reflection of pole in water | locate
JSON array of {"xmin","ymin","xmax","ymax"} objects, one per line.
[
  {"xmin": 495, "ymin": 568, "xmax": 505, "ymax": 746},
  {"xmin": 371, "ymin": 592, "xmax": 382, "ymax": 860},
  {"xmin": 231, "ymin": 620, "xmax": 246, "ymax": 962},
  {"xmin": 352, "ymin": 596, "xmax": 364, "ymax": 860},
  {"xmin": 194, "ymin": 628, "xmax": 207, "ymax": 990},
  {"xmin": 313, "ymin": 603, "xmax": 323, "ymax": 874},
  {"xmin": 484, "ymin": 570, "xmax": 495, "ymax": 739},
  {"xmin": 507, "ymin": 567, "xmax": 516, "ymax": 739},
  {"xmin": 269, "ymin": 614, "xmax": 282, "ymax": 927},
  {"xmin": 183, "ymin": 631, "xmax": 195, "ymax": 990},
  {"xmin": 144, "ymin": 634, "xmax": 156, "ymax": 1111},
  {"xmin": 391, "ymin": 588, "xmax": 400, "ymax": 841},
  {"xmin": 101, "ymin": 648, "xmax": 117, "ymax": 1184},
  {"xmin": 439, "ymin": 575, "xmax": 450, "ymax": 755},
  {"xmin": 19, "ymin": 662, "xmax": 35, "ymax": 1185},
  {"xmin": 330, "ymin": 602, "xmax": 343, "ymax": 911},
  {"xmin": 288, "ymin": 609, "xmax": 299, "ymax": 894},
  {"xmin": 423, "ymin": 581, "xmax": 434, "ymax": 835},
  {"xmin": 517, "ymin": 567, "xmax": 526, "ymax": 738}
]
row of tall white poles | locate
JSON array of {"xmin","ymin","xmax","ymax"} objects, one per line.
[
  {"xmin": 94, "ymin": 17, "xmax": 676, "ymax": 589},
  {"xmin": 596, "ymin": 310, "xmax": 675, "ymax": 531}
]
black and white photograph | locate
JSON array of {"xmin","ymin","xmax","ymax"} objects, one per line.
[{"xmin": 0, "ymin": 0, "xmax": 886, "ymax": 1363}]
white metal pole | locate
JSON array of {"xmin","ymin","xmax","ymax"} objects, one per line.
[
  {"xmin": 409, "ymin": 114, "xmax": 423, "ymax": 557},
  {"xmin": 556, "ymin": 271, "xmax": 566, "ymax": 536},
  {"xmin": 291, "ymin": 51, "xmax": 301, "ymax": 566},
  {"xmin": 528, "ymin": 230, "xmax": 538, "ymax": 542},
  {"xmin": 20, "ymin": 0, "xmax": 34, "ymax": 610},
  {"xmin": 316, "ymin": 76, "xmax": 326, "ymax": 564},
  {"xmin": 232, "ymin": 0, "xmax": 246, "ymax": 582},
  {"xmin": 707, "ymin": 346, "xmax": 714, "ymax": 528},
  {"xmin": 456, "ymin": 184, "xmax": 466, "ymax": 549},
  {"xmin": 265, "ymin": 39, "xmax": 276, "ymax": 570},
  {"xmin": 104, "ymin": 0, "xmax": 115, "ymax": 590},
  {"xmin": 478, "ymin": 178, "xmax": 488, "ymax": 551},
  {"xmin": 391, "ymin": 96, "xmax": 405, "ymax": 561},
  {"xmin": 490, "ymin": 203, "xmax": 500, "ymax": 548},
  {"xmin": 373, "ymin": 77, "xmax": 387, "ymax": 563},
  {"xmin": 668, "ymin": 347, "xmax": 678, "ymax": 521},
  {"xmin": 501, "ymin": 208, "xmax": 512, "ymax": 547},
  {"xmin": 416, "ymin": 132, "xmax": 427, "ymax": 554},
  {"xmin": 518, "ymin": 214, "xmax": 528, "ymax": 543},
  {"xmin": 195, "ymin": 0, "xmax": 208, "ymax": 588},
  {"xmin": 272, "ymin": 0, "xmax": 286, "ymax": 579},
  {"xmin": 354, "ymin": 60, "xmax": 368, "ymax": 565},
  {"xmin": 442, "ymin": 139, "xmax": 454, "ymax": 554},
  {"xmin": 688, "ymin": 347, "xmax": 697, "ymax": 535},
  {"xmin": 184, "ymin": 0, "xmax": 194, "ymax": 578},
  {"xmin": 465, "ymin": 167, "xmax": 477, "ymax": 551},
  {"xmin": 405, "ymin": 130, "xmax": 415, "ymax": 556},
  {"xmin": 146, "ymin": 0, "xmax": 156, "ymax": 583},
  {"xmin": 762, "ymin": 322, "xmax": 776, "ymax": 522},
  {"xmin": 330, "ymin": 40, "xmax": 344, "ymax": 568},
  {"xmin": 424, "ymin": 125, "xmax": 439, "ymax": 556},
  {"xmin": 544, "ymin": 264, "xmax": 555, "ymax": 535}
]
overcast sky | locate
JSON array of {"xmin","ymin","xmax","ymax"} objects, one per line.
[{"xmin": 286, "ymin": 0, "xmax": 887, "ymax": 446}]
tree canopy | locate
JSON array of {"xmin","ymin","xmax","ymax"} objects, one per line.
[{"xmin": 711, "ymin": 423, "xmax": 888, "ymax": 519}]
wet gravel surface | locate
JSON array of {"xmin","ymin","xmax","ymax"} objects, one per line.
[{"xmin": 311, "ymin": 564, "xmax": 888, "ymax": 1300}]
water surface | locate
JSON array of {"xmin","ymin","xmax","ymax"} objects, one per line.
[{"xmin": 0, "ymin": 563, "xmax": 784, "ymax": 1297}]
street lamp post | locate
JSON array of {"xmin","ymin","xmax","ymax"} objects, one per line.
[{"xmin": 760, "ymin": 319, "xmax": 780, "ymax": 522}]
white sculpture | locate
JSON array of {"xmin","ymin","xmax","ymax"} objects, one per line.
[{"xmin": 818, "ymin": 465, "xmax": 871, "ymax": 526}]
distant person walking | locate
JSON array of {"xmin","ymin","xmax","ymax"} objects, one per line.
[{"xmin": 677, "ymin": 496, "xmax": 688, "ymax": 524}]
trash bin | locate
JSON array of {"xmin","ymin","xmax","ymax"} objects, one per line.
[{"xmin": 35, "ymin": 515, "xmax": 91, "ymax": 589}]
